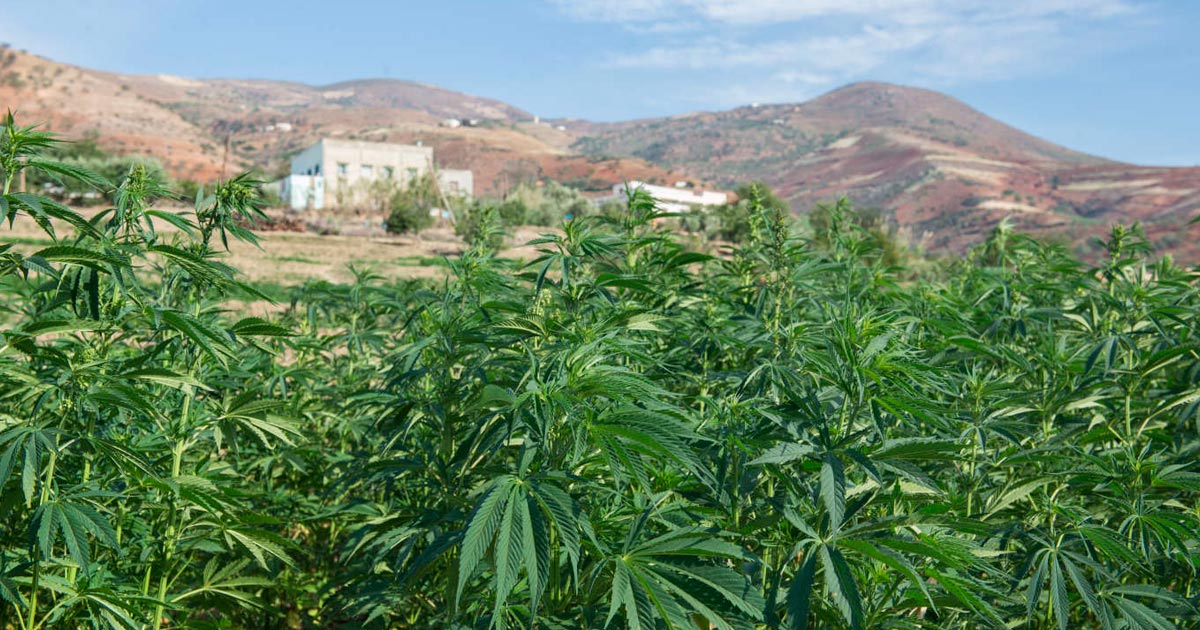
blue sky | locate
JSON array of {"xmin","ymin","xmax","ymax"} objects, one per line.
[{"xmin": 0, "ymin": 0, "xmax": 1196, "ymax": 165}]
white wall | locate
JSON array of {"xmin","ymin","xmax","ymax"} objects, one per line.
[
  {"xmin": 279, "ymin": 174, "xmax": 325, "ymax": 210},
  {"xmin": 290, "ymin": 143, "xmax": 324, "ymax": 177},
  {"xmin": 593, "ymin": 181, "xmax": 729, "ymax": 213},
  {"xmin": 288, "ymin": 139, "xmax": 474, "ymax": 209},
  {"xmin": 622, "ymin": 181, "xmax": 728, "ymax": 208},
  {"xmin": 291, "ymin": 139, "xmax": 436, "ymax": 208},
  {"xmin": 438, "ymin": 169, "xmax": 474, "ymax": 197}
]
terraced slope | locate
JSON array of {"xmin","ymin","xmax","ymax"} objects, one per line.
[{"xmin": 572, "ymin": 82, "xmax": 1200, "ymax": 256}]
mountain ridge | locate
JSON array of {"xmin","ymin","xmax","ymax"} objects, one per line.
[{"xmin": 571, "ymin": 80, "xmax": 1198, "ymax": 255}]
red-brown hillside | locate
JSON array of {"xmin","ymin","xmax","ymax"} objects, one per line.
[
  {"xmin": 572, "ymin": 82, "xmax": 1200, "ymax": 258},
  {"xmin": 0, "ymin": 48, "xmax": 685, "ymax": 198}
]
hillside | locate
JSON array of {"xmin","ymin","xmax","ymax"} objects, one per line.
[
  {"xmin": 572, "ymin": 82, "xmax": 1200, "ymax": 255},
  {"xmin": 2, "ymin": 47, "xmax": 1198, "ymax": 258},
  {"xmin": 0, "ymin": 48, "xmax": 686, "ymax": 196},
  {"xmin": 0, "ymin": 47, "xmax": 229, "ymax": 180}
]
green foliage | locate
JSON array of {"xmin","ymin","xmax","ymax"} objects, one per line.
[
  {"xmin": 20, "ymin": 130, "xmax": 172, "ymax": 205},
  {"xmin": 383, "ymin": 198, "xmax": 433, "ymax": 235},
  {"xmin": 0, "ymin": 115, "xmax": 300, "ymax": 629},
  {"xmin": 455, "ymin": 200, "xmax": 506, "ymax": 250},
  {"xmin": 807, "ymin": 198, "xmax": 911, "ymax": 266},
  {"xmin": 2, "ymin": 114, "xmax": 1200, "ymax": 630},
  {"xmin": 708, "ymin": 181, "xmax": 791, "ymax": 242},
  {"xmin": 499, "ymin": 180, "xmax": 593, "ymax": 226},
  {"xmin": 734, "ymin": 180, "xmax": 789, "ymax": 214},
  {"xmin": 383, "ymin": 172, "xmax": 442, "ymax": 235},
  {"xmin": 176, "ymin": 178, "xmax": 201, "ymax": 202}
]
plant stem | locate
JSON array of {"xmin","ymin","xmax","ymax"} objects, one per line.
[{"xmin": 151, "ymin": 395, "xmax": 191, "ymax": 630}]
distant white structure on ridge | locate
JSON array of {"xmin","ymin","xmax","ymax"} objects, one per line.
[{"xmin": 592, "ymin": 180, "xmax": 729, "ymax": 214}]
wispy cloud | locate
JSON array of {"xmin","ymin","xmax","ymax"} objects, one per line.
[
  {"xmin": 774, "ymin": 71, "xmax": 835, "ymax": 86},
  {"xmin": 606, "ymin": 26, "xmax": 933, "ymax": 74},
  {"xmin": 550, "ymin": 0, "xmax": 1136, "ymax": 25},
  {"xmin": 550, "ymin": 0, "xmax": 1145, "ymax": 105}
]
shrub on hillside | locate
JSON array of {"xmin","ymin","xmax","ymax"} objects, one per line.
[
  {"xmin": 384, "ymin": 172, "xmax": 448, "ymax": 235},
  {"xmin": 26, "ymin": 134, "xmax": 172, "ymax": 204},
  {"xmin": 702, "ymin": 181, "xmax": 790, "ymax": 242},
  {"xmin": 501, "ymin": 180, "xmax": 592, "ymax": 225},
  {"xmin": 454, "ymin": 201, "xmax": 505, "ymax": 249},
  {"xmin": 384, "ymin": 197, "xmax": 434, "ymax": 235}
]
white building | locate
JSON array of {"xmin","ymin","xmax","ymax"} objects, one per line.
[
  {"xmin": 593, "ymin": 180, "xmax": 729, "ymax": 214},
  {"xmin": 278, "ymin": 138, "xmax": 472, "ymax": 210},
  {"xmin": 438, "ymin": 169, "xmax": 473, "ymax": 197},
  {"xmin": 278, "ymin": 174, "xmax": 325, "ymax": 210}
]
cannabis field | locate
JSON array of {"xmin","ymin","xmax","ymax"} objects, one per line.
[{"xmin": 2, "ymin": 117, "xmax": 1199, "ymax": 629}]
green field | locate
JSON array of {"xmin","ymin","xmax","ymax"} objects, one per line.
[{"xmin": 2, "ymin": 117, "xmax": 1199, "ymax": 629}]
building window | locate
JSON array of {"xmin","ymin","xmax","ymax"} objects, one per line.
[
  {"xmin": 448, "ymin": 181, "xmax": 460, "ymax": 193},
  {"xmin": 406, "ymin": 167, "xmax": 419, "ymax": 181},
  {"xmin": 337, "ymin": 162, "xmax": 349, "ymax": 176},
  {"xmin": 361, "ymin": 164, "xmax": 374, "ymax": 177},
  {"xmin": 382, "ymin": 166, "xmax": 394, "ymax": 179}
]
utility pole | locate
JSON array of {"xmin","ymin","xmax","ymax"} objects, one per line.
[{"xmin": 220, "ymin": 134, "xmax": 231, "ymax": 180}]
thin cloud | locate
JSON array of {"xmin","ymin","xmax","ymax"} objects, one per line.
[
  {"xmin": 625, "ymin": 21, "xmax": 706, "ymax": 34},
  {"xmin": 551, "ymin": 0, "xmax": 1137, "ymax": 25},
  {"xmin": 554, "ymin": 0, "xmax": 1145, "ymax": 105},
  {"xmin": 605, "ymin": 26, "xmax": 933, "ymax": 74},
  {"xmin": 774, "ymin": 71, "xmax": 835, "ymax": 86}
]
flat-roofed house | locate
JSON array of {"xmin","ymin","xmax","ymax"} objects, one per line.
[{"xmin": 278, "ymin": 138, "xmax": 473, "ymax": 210}]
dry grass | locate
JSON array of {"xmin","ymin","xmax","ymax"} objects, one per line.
[{"xmin": 2, "ymin": 207, "xmax": 554, "ymax": 287}]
